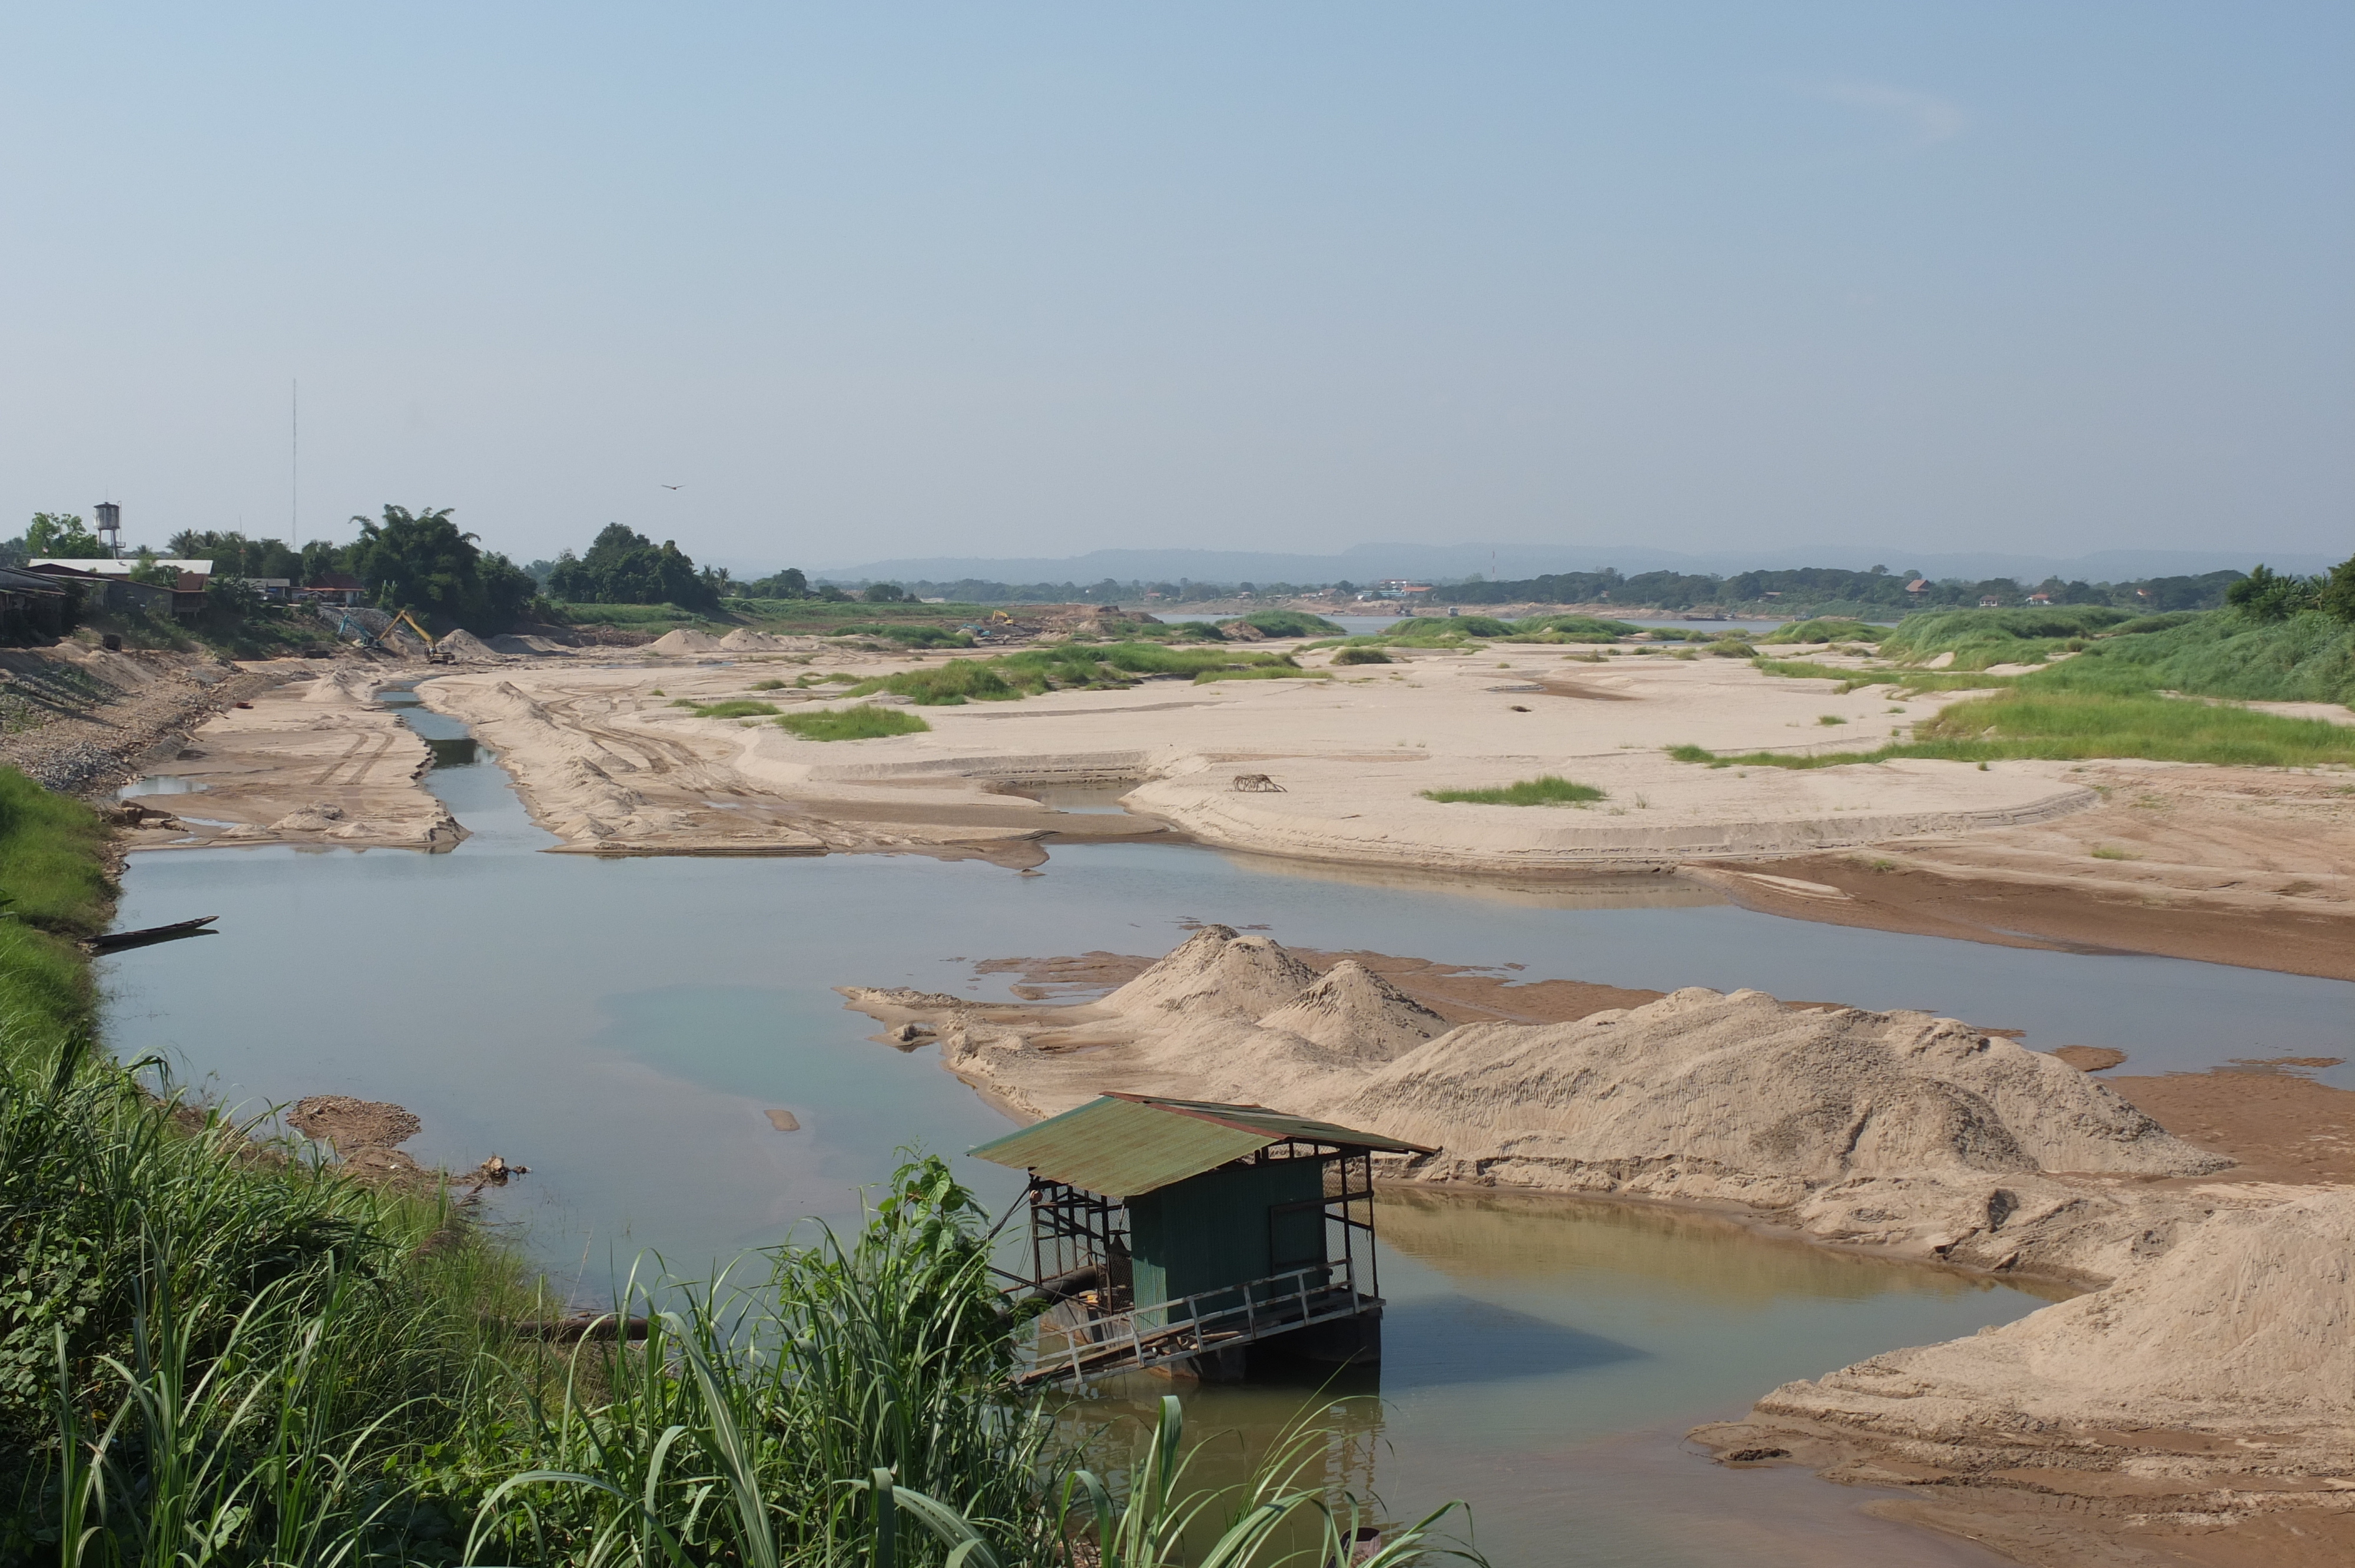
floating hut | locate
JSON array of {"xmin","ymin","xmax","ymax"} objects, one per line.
[{"xmin": 969, "ymin": 1092, "xmax": 1431, "ymax": 1387}]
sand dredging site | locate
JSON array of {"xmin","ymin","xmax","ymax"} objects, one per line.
[
  {"xmin": 104, "ymin": 637, "xmax": 2355, "ymax": 1563},
  {"xmin": 846, "ymin": 926, "xmax": 2355, "ymax": 1564}
]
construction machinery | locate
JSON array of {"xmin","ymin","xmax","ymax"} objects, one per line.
[{"xmin": 336, "ymin": 607, "xmax": 452, "ymax": 661}]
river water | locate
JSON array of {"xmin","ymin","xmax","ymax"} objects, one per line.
[{"xmin": 101, "ymin": 692, "xmax": 2353, "ymax": 1565}]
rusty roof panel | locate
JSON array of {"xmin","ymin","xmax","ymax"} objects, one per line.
[{"xmin": 967, "ymin": 1093, "xmax": 1431, "ymax": 1198}]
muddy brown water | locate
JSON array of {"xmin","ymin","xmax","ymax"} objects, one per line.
[{"xmin": 101, "ymin": 691, "xmax": 2349, "ymax": 1565}]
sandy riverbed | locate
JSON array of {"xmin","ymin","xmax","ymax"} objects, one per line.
[{"xmin": 113, "ymin": 638, "xmax": 2355, "ymax": 976}]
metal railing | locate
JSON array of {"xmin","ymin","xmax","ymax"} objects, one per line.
[{"xmin": 1016, "ymin": 1257, "xmax": 1372, "ymax": 1388}]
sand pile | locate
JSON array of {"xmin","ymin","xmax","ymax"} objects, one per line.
[
  {"xmin": 432, "ymin": 628, "xmax": 505, "ymax": 662},
  {"xmin": 1342, "ymin": 986, "xmax": 2224, "ymax": 1186},
  {"xmin": 717, "ymin": 627, "xmax": 821, "ymax": 652},
  {"xmin": 648, "ymin": 628, "xmax": 723, "ymax": 655},
  {"xmin": 1100, "ymin": 926, "xmax": 1322, "ymax": 1017},
  {"xmin": 301, "ymin": 668, "xmax": 380, "ymax": 704},
  {"xmin": 1760, "ymin": 1189, "xmax": 2355, "ymax": 1444},
  {"xmin": 848, "ymin": 926, "xmax": 2235, "ymax": 1283},
  {"xmin": 486, "ymin": 633, "xmax": 573, "ymax": 656},
  {"xmin": 1257, "ymin": 960, "xmax": 1450, "ymax": 1059}
]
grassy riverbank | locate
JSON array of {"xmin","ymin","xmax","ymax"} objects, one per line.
[
  {"xmin": 1699, "ymin": 605, "xmax": 2355, "ymax": 771},
  {"xmin": 0, "ymin": 768, "xmax": 1474, "ymax": 1566}
]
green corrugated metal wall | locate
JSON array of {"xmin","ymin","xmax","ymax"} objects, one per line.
[{"xmin": 1128, "ymin": 1159, "xmax": 1325, "ymax": 1325}]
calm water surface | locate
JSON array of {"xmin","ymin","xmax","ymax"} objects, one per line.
[{"xmin": 103, "ymin": 694, "xmax": 2350, "ymax": 1564}]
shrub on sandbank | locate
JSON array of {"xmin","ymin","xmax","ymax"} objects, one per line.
[
  {"xmin": 1421, "ymin": 775, "xmax": 1607, "ymax": 806},
  {"xmin": 776, "ymin": 706, "xmax": 933, "ymax": 740}
]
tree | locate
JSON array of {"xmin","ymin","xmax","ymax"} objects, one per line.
[
  {"xmin": 127, "ymin": 550, "xmax": 180, "ymax": 587},
  {"xmin": 166, "ymin": 529, "xmax": 300, "ymax": 580},
  {"xmin": 2317, "ymin": 552, "xmax": 2355, "ymax": 624},
  {"xmin": 2225, "ymin": 564, "xmax": 2317, "ymax": 622},
  {"xmin": 25, "ymin": 513, "xmax": 107, "ymax": 557},
  {"xmin": 545, "ymin": 524, "xmax": 721, "ymax": 610},
  {"xmin": 348, "ymin": 504, "xmax": 533, "ymax": 633},
  {"xmin": 862, "ymin": 582, "xmax": 907, "ymax": 603}
]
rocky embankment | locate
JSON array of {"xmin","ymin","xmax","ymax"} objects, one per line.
[
  {"xmin": 843, "ymin": 926, "xmax": 2354, "ymax": 1562},
  {"xmin": 0, "ymin": 642, "xmax": 278, "ymax": 797}
]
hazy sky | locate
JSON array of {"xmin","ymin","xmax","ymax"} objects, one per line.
[{"xmin": 4, "ymin": 4, "xmax": 2349, "ymax": 570}]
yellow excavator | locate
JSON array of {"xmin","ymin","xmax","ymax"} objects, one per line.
[{"xmin": 339, "ymin": 607, "xmax": 452, "ymax": 661}]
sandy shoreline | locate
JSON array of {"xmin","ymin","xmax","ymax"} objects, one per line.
[{"xmin": 98, "ymin": 637, "xmax": 2355, "ymax": 982}]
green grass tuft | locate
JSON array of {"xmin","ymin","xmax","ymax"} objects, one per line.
[
  {"xmin": 1421, "ymin": 775, "xmax": 1607, "ymax": 806},
  {"xmin": 1193, "ymin": 666, "xmax": 1330, "ymax": 683},
  {"xmin": 1333, "ymin": 646, "xmax": 1394, "ymax": 665},
  {"xmin": 684, "ymin": 699, "xmax": 783, "ymax": 719},
  {"xmin": 775, "ymin": 705, "xmax": 933, "ymax": 740}
]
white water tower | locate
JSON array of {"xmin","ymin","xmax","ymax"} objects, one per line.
[{"xmin": 94, "ymin": 501, "xmax": 122, "ymax": 559}]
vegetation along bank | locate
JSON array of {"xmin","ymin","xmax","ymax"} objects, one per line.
[{"xmin": 0, "ymin": 766, "xmax": 1478, "ymax": 1566}]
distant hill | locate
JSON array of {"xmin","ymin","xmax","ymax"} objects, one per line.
[{"xmin": 799, "ymin": 542, "xmax": 2337, "ymax": 587}]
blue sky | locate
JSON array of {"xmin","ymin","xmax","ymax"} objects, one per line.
[{"xmin": 4, "ymin": 4, "xmax": 2348, "ymax": 570}]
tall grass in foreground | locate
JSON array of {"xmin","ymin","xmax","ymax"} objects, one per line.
[
  {"xmin": 459, "ymin": 1158, "xmax": 1489, "ymax": 1568},
  {"xmin": 2, "ymin": 1032, "xmax": 513, "ymax": 1566}
]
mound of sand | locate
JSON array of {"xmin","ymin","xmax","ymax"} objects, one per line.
[
  {"xmin": 433, "ymin": 627, "xmax": 505, "ymax": 662},
  {"xmin": 1763, "ymin": 1190, "xmax": 2354, "ymax": 1440},
  {"xmin": 719, "ymin": 627, "xmax": 817, "ymax": 651},
  {"xmin": 850, "ymin": 925, "xmax": 2237, "ymax": 1283},
  {"xmin": 1256, "ymin": 959, "xmax": 1449, "ymax": 1059},
  {"xmin": 1099, "ymin": 925, "xmax": 1323, "ymax": 1018},
  {"xmin": 301, "ymin": 669, "xmax": 380, "ymax": 703},
  {"xmin": 1342, "ymin": 986, "xmax": 2224, "ymax": 1185},
  {"xmin": 647, "ymin": 628, "xmax": 722, "ymax": 655},
  {"xmin": 486, "ymin": 633, "xmax": 572, "ymax": 656}
]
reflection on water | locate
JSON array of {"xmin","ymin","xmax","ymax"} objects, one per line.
[
  {"xmin": 1375, "ymin": 1187, "xmax": 2074, "ymax": 1306},
  {"xmin": 117, "ymin": 774, "xmax": 205, "ymax": 799},
  {"xmin": 1204, "ymin": 849, "xmax": 1730, "ymax": 911},
  {"xmin": 97, "ymin": 697, "xmax": 2347, "ymax": 1563},
  {"xmin": 1071, "ymin": 1191, "xmax": 2037, "ymax": 1567}
]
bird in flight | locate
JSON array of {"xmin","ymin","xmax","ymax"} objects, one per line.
[{"xmin": 660, "ymin": 484, "xmax": 685, "ymax": 490}]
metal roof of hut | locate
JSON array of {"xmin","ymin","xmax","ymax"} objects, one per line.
[{"xmin": 967, "ymin": 1092, "xmax": 1430, "ymax": 1200}]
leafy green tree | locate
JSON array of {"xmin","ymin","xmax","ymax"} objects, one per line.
[
  {"xmin": 545, "ymin": 523, "xmax": 721, "ymax": 610},
  {"xmin": 165, "ymin": 530, "xmax": 300, "ymax": 580},
  {"xmin": 862, "ymin": 581, "xmax": 907, "ymax": 603},
  {"xmin": 738, "ymin": 566, "xmax": 810, "ymax": 599},
  {"xmin": 24, "ymin": 513, "xmax": 107, "ymax": 557},
  {"xmin": 347, "ymin": 504, "xmax": 533, "ymax": 633},
  {"xmin": 2316, "ymin": 552, "xmax": 2355, "ymax": 624},
  {"xmin": 127, "ymin": 550, "xmax": 180, "ymax": 586},
  {"xmin": 2226, "ymin": 563, "xmax": 2319, "ymax": 622}
]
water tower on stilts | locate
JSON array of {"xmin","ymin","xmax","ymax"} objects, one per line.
[{"xmin": 93, "ymin": 503, "xmax": 122, "ymax": 560}]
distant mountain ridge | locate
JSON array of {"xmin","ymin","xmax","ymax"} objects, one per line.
[{"xmin": 799, "ymin": 542, "xmax": 2336, "ymax": 587}]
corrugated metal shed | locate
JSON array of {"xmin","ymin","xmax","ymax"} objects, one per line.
[{"xmin": 968, "ymin": 1092, "xmax": 1431, "ymax": 1198}]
